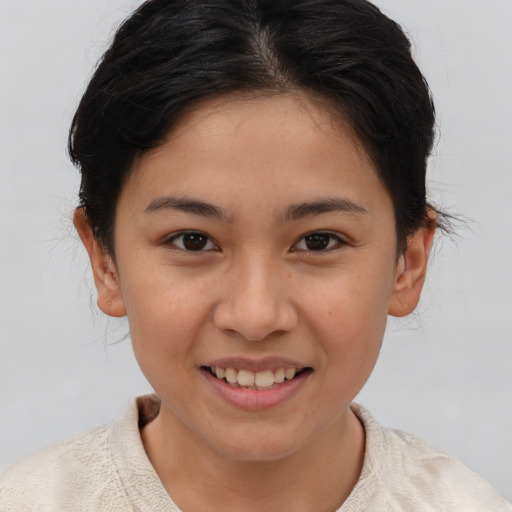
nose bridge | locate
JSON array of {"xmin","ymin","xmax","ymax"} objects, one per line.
[{"xmin": 213, "ymin": 250, "xmax": 297, "ymax": 341}]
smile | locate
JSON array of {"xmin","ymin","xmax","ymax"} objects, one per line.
[
  {"xmin": 201, "ymin": 364, "xmax": 313, "ymax": 411},
  {"xmin": 206, "ymin": 366, "xmax": 308, "ymax": 390}
]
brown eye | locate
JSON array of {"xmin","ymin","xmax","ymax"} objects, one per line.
[
  {"xmin": 168, "ymin": 231, "xmax": 217, "ymax": 252},
  {"xmin": 294, "ymin": 232, "xmax": 344, "ymax": 252},
  {"xmin": 183, "ymin": 233, "xmax": 208, "ymax": 250},
  {"xmin": 305, "ymin": 234, "xmax": 331, "ymax": 251}
]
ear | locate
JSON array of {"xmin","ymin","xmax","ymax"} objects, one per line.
[
  {"xmin": 73, "ymin": 208, "xmax": 127, "ymax": 317},
  {"xmin": 388, "ymin": 212, "xmax": 436, "ymax": 317}
]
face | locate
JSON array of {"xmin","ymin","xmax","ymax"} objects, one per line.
[{"xmin": 80, "ymin": 93, "xmax": 431, "ymax": 462}]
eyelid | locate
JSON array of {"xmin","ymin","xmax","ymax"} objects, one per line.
[
  {"xmin": 291, "ymin": 230, "xmax": 347, "ymax": 252},
  {"xmin": 163, "ymin": 230, "xmax": 219, "ymax": 252}
]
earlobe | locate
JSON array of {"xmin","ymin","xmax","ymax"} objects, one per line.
[
  {"xmin": 388, "ymin": 214, "xmax": 436, "ymax": 317},
  {"xmin": 73, "ymin": 208, "xmax": 127, "ymax": 318}
]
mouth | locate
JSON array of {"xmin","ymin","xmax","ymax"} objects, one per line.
[{"xmin": 202, "ymin": 366, "xmax": 312, "ymax": 391}]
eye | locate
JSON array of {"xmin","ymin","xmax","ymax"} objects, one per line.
[
  {"xmin": 167, "ymin": 231, "xmax": 218, "ymax": 252},
  {"xmin": 293, "ymin": 232, "xmax": 345, "ymax": 252}
]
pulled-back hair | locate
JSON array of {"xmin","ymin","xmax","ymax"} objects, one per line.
[{"xmin": 69, "ymin": 0, "xmax": 436, "ymax": 253}]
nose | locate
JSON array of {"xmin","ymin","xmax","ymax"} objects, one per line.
[{"xmin": 213, "ymin": 256, "xmax": 299, "ymax": 342}]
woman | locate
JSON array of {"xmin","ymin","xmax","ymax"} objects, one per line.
[{"xmin": 1, "ymin": 0, "xmax": 510, "ymax": 510}]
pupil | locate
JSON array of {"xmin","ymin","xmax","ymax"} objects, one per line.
[
  {"xmin": 183, "ymin": 233, "xmax": 207, "ymax": 251},
  {"xmin": 305, "ymin": 234, "xmax": 330, "ymax": 251}
]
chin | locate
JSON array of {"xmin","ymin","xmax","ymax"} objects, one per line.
[{"xmin": 205, "ymin": 426, "xmax": 308, "ymax": 463}]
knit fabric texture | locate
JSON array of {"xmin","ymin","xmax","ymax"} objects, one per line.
[{"xmin": 1, "ymin": 395, "xmax": 510, "ymax": 511}]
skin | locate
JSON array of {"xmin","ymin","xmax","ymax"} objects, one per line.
[{"xmin": 75, "ymin": 93, "xmax": 435, "ymax": 512}]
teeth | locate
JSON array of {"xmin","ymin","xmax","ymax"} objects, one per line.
[
  {"xmin": 254, "ymin": 369, "xmax": 274, "ymax": 388},
  {"xmin": 237, "ymin": 370, "xmax": 255, "ymax": 387},
  {"xmin": 225, "ymin": 367, "xmax": 237, "ymax": 384},
  {"xmin": 285, "ymin": 368, "xmax": 296, "ymax": 380},
  {"xmin": 210, "ymin": 366, "xmax": 302, "ymax": 389},
  {"xmin": 274, "ymin": 368, "xmax": 285, "ymax": 384}
]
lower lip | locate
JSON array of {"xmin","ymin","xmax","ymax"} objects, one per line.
[{"xmin": 201, "ymin": 369, "xmax": 312, "ymax": 412}]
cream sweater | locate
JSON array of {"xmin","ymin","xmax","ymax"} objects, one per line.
[{"xmin": 0, "ymin": 395, "xmax": 510, "ymax": 511}]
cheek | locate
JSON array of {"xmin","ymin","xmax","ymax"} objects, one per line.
[
  {"xmin": 120, "ymin": 271, "xmax": 214, "ymax": 365},
  {"xmin": 303, "ymin": 265, "xmax": 392, "ymax": 380},
  {"xmin": 305, "ymin": 264, "xmax": 392, "ymax": 337},
  {"xmin": 312, "ymin": 299, "xmax": 386, "ymax": 416},
  {"xmin": 317, "ymin": 294, "xmax": 386, "ymax": 373}
]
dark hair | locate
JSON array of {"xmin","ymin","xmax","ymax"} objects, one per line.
[{"xmin": 69, "ymin": 0, "xmax": 436, "ymax": 253}]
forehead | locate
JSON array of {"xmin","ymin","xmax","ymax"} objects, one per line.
[
  {"xmin": 170, "ymin": 92, "xmax": 353, "ymax": 142},
  {"xmin": 120, "ymin": 92, "xmax": 390, "ymax": 219}
]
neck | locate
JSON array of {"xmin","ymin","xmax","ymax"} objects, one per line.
[{"xmin": 141, "ymin": 404, "xmax": 365, "ymax": 512}]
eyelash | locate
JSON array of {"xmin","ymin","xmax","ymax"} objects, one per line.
[
  {"xmin": 164, "ymin": 230, "xmax": 346, "ymax": 253},
  {"xmin": 291, "ymin": 231, "xmax": 346, "ymax": 253},
  {"xmin": 165, "ymin": 231, "xmax": 219, "ymax": 252}
]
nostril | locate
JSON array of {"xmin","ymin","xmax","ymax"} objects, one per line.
[{"xmin": 212, "ymin": 299, "xmax": 299, "ymax": 342}]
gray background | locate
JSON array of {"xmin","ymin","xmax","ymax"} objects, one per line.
[{"xmin": 1, "ymin": 0, "xmax": 511, "ymax": 501}]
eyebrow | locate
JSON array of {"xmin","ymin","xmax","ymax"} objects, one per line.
[
  {"xmin": 144, "ymin": 195, "xmax": 367, "ymax": 223},
  {"xmin": 281, "ymin": 198, "xmax": 368, "ymax": 222},
  {"xmin": 144, "ymin": 196, "xmax": 230, "ymax": 221}
]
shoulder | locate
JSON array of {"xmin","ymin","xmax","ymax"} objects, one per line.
[
  {"xmin": 0, "ymin": 405, "xmax": 137, "ymax": 512},
  {"xmin": 344, "ymin": 404, "xmax": 512, "ymax": 512}
]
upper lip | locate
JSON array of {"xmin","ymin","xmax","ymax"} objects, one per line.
[{"xmin": 203, "ymin": 357, "xmax": 310, "ymax": 372}]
